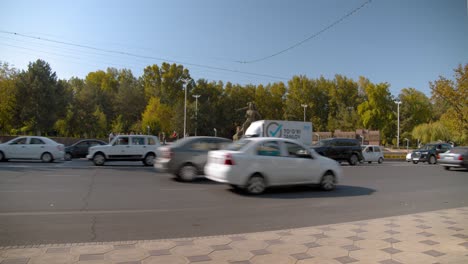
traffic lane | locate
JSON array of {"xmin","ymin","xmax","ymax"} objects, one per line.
[{"xmin": 1, "ymin": 163, "xmax": 468, "ymax": 246}]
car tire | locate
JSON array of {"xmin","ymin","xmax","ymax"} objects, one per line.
[
  {"xmin": 413, "ymin": 160, "xmax": 419, "ymax": 164},
  {"xmin": 41, "ymin": 152, "xmax": 53, "ymax": 163},
  {"xmin": 245, "ymin": 174, "xmax": 266, "ymax": 195},
  {"xmin": 0, "ymin": 151, "xmax": 5, "ymax": 161},
  {"xmin": 143, "ymin": 153, "xmax": 155, "ymax": 166},
  {"xmin": 64, "ymin": 152, "xmax": 72, "ymax": 161},
  {"xmin": 428, "ymin": 155, "xmax": 437, "ymax": 165},
  {"xmin": 368, "ymin": 161, "xmax": 372, "ymax": 164},
  {"xmin": 178, "ymin": 164, "xmax": 197, "ymax": 182},
  {"xmin": 320, "ymin": 171, "xmax": 336, "ymax": 191},
  {"xmin": 348, "ymin": 154, "xmax": 358, "ymax": 166},
  {"xmin": 378, "ymin": 157, "xmax": 383, "ymax": 164},
  {"xmin": 93, "ymin": 153, "xmax": 105, "ymax": 166},
  {"xmin": 444, "ymin": 166, "xmax": 450, "ymax": 171}
]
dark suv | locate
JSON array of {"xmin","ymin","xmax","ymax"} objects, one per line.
[
  {"xmin": 411, "ymin": 143, "xmax": 452, "ymax": 164},
  {"xmin": 312, "ymin": 138, "xmax": 364, "ymax": 165}
]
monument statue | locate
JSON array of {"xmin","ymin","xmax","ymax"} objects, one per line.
[{"xmin": 233, "ymin": 102, "xmax": 261, "ymax": 140}]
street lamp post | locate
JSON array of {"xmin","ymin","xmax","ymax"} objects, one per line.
[
  {"xmin": 184, "ymin": 81, "xmax": 189, "ymax": 138},
  {"xmin": 404, "ymin": 138, "xmax": 409, "ymax": 152},
  {"xmin": 395, "ymin": 100, "xmax": 402, "ymax": 149},
  {"xmin": 315, "ymin": 133, "xmax": 320, "ymax": 143},
  {"xmin": 213, "ymin": 128, "xmax": 217, "ymax": 137},
  {"xmin": 192, "ymin": 94, "xmax": 201, "ymax": 136},
  {"xmin": 301, "ymin": 104, "xmax": 308, "ymax": 122}
]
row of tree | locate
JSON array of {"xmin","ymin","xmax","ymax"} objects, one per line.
[{"xmin": 0, "ymin": 60, "xmax": 466, "ymax": 146}]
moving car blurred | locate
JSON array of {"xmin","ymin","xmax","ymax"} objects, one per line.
[
  {"xmin": 411, "ymin": 143, "xmax": 452, "ymax": 164},
  {"xmin": 64, "ymin": 139, "xmax": 107, "ymax": 160},
  {"xmin": 361, "ymin": 145, "xmax": 384, "ymax": 164},
  {"xmin": 86, "ymin": 135, "xmax": 161, "ymax": 166},
  {"xmin": 205, "ymin": 137, "xmax": 343, "ymax": 194},
  {"xmin": 155, "ymin": 136, "xmax": 232, "ymax": 181},
  {"xmin": 311, "ymin": 138, "xmax": 364, "ymax": 165},
  {"xmin": 437, "ymin": 147, "xmax": 468, "ymax": 170},
  {"xmin": 0, "ymin": 136, "xmax": 64, "ymax": 162}
]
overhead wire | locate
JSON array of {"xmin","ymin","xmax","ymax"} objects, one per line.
[
  {"xmin": 237, "ymin": 0, "xmax": 372, "ymax": 64},
  {"xmin": 0, "ymin": 30, "xmax": 288, "ymax": 81}
]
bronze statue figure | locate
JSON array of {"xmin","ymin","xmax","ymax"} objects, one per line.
[{"xmin": 234, "ymin": 102, "xmax": 261, "ymax": 140}]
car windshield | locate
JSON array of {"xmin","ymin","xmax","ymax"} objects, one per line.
[
  {"xmin": 226, "ymin": 138, "xmax": 252, "ymax": 151},
  {"xmin": 420, "ymin": 144, "xmax": 436, "ymax": 150},
  {"xmin": 315, "ymin": 139, "xmax": 331, "ymax": 147}
]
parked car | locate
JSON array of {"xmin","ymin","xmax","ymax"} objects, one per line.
[
  {"xmin": 86, "ymin": 135, "xmax": 161, "ymax": 166},
  {"xmin": 361, "ymin": 145, "xmax": 384, "ymax": 163},
  {"xmin": 154, "ymin": 136, "xmax": 232, "ymax": 181},
  {"xmin": 411, "ymin": 143, "xmax": 452, "ymax": 164},
  {"xmin": 311, "ymin": 138, "xmax": 364, "ymax": 165},
  {"xmin": 0, "ymin": 136, "xmax": 64, "ymax": 162},
  {"xmin": 205, "ymin": 137, "xmax": 343, "ymax": 194},
  {"xmin": 437, "ymin": 147, "xmax": 468, "ymax": 170},
  {"xmin": 64, "ymin": 139, "xmax": 107, "ymax": 160}
]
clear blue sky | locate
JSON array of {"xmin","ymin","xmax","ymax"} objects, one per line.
[{"xmin": 1, "ymin": 0, "xmax": 467, "ymax": 96}]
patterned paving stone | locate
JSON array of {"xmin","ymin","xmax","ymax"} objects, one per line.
[
  {"xmin": 447, "ymin": 227, "xmax": 463, "ymax": 231},
  {"xmin": 417, "ymin": 231, "xmax": 435, "ymax": 237},
  {"xmin": 250, "ymin": 254, "xmax": 296, "ymax": 264},
  {"xmin": 230, "ymin": 240, "xmax": 267, "ymax": 251},
  {"xmin": 229, "ymin": 261, "xmax": 252, "ymax": 264},
  {"xmin": 209, "ymin": 249, "xmax": 253, "ymax": 262},
  {"xmin": 459, "ymin": 242, "xmax": 468, "ymax": 248},
  {"xmin": 277, "ymin": 231, "xmax": 292, "ymax": 236},
  {"xmin": 116, "ymin": 261, "xmax": 141, "ymax": 264},
  {"xmin": 148, "ymin": 249, "xmax": 171, "ymax": 256},
  {"xmin": 194, "ymin": 237, "xmax": 232, "ymax": 247},
  {"xmin": 413, "ymin": 219, "xmax": 426, "ymax": 223},
  {"xmin": 355, "ymin": 239, "xmax": 391, "ymax": 250},
  {"xmin": 453, "ymin": 234, "xmax": 468, "ymax": 239},
  {"xmin": 317, "ymin": 237, "xmax": 351, "ymax": 247},
  {"xmin": 318, "ymin": 227, "xmax": 335, "ymax": 232},
  {"xmin": 28, "ymin": 253, "xmax": 77, "ymax": 264},
  {"xmin": 46, "ymin": 247, "xmax": 70, "ymax": 254},
  {"xmin": 246, "ymin": 232, "xmax": 280, "ymax": 241},
  {"xmin": 105, "ymin": 248, "xmax": 148, "ymax": 262},
  {"xmin": 264, "ymin": 239, "xmax": 283, "ymax": 245},
  {"xmin": 211, "ymin": 245, "xmax": 232, "ymax": 251},
  {"xmin": 187, "ymin": 255, "xmax": 212, "ymax": 262},
  {"xmin": 381, "ymin": 247, "xmax": 402, "ymax": 254},
  {"xmin": 71, "ymin": 244, "xmax": 114, "ymax": 255},
  {"xmin": 443, "ymin": 220, "xmax": 457, "ymax": 225},
  {"xmin": 341, "ymin": 245, "xmax": 361, "ymax": 251},
  {"xmin": 384, "ymin": 223, "xmax": 400, "ymax": 228},
  {"xmin": 351, "ymin": 228, "xmax": 367, "ymax": 233},
  {"xmin": 1, "ymin": 248, "xmax": 44, "ymax": 258},
  {"xmin": 0, "ymin": 258, "xmax": 30, "ymax": 264},
  {"xmin": 392, "ymin": 251, "xmax": 438, "ymax": 264},
  {"xmin": 113, "ymin": 244, "xmax": 136, "ymax": 250},
  {"xmin": 267, "ymin": 243, "xmax": 307, "ymax": 255},
  {"xmin": 311, "ymin": 234, "xmax": 328, "ymax": 239},
  {"xmin": 382, "ymin": 238, "xmax": 401, "ymax": 244},
  {"xmin": 423, "ymin": 250, "xmax": 446, "ymax": 257},
  {"xmin": 334, "ymin": 256, "xmax": 358, "ymax": 264},
  {"xmin": 303, "ymin": 242, "xmax": 321, "ymax": 248},
  {"xmin": 230, "ymin": 236, "xmax": 247, "ymax": 241},
  {"xmin": 250, "ymin": 249, "xmax": 270, "ymax": 256},
  {"xmin": 171, "ymin": 245, "xmax": 213, "ymax": 257},
  {"xmin": 290, "ymin": 253, "xmax": 313, "ymax": 260},
  {"xmin": 79, "ymin": 253, "xmax": 104, "ymax": 261},
  {"xmin": 419, "ymin": 240, "xmax": 440, "ymax": 245},
  {"xmin": 175, "ymin": 241, "xmax": 194, "ymax": 246},
  {"xmin": 379, "ymin": 259, "xmax": 403, "ymax": 264},
  {"xmin": 142, "ymin": 255, "xmax": 188, "ymax": 264},
  {"xmin": 345, "ymin": 236, "xmax": 365, "ymax": 242},
  {"xmin": 416, "ymin": 225, "xmax": 432, "ymax": 230},
  {"xmin": 282, "ymin": 235, "xmax": 317, "ymax": 245},
  {"xmin": 384, "ymin": 230, "xmax": 400, "ymax": 235},
  {"xmin": 307, "ymin": 246, "xmax": 348, "ymax": 259}
]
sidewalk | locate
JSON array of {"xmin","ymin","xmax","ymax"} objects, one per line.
[{"xmin": 1, "ymin": 207, "xmax": 468, "ymax": 264}]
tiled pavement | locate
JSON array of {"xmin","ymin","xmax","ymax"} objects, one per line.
[{"xmin": 1, "ymin": 207, "xmax": 468, "ymax": 264}]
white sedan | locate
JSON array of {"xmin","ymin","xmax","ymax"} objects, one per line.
[
  {"xmin": 205, "ymin": 137, "xmax": 343, "ymax": 194},
  {"xmin": 0, "ymin": 136, "xmax": 65, "ymax": 162}
]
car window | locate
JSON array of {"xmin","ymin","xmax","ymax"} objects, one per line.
[
  {"xmin": 366, "ymin": 147, "xmax": 373, "ymax": 152},
  {"xmin": 77, "ymin": 141, "xmax": 88, "ymax": 147},
  {"xmin": 257, "ymin": 141, "xmax": 281, "ymax": 156},
  {"xmin": 285, "ymin": 142, "xmax": 310, "ymax": 158},
  {"xmin": 30, "ymin": 138, "xmax": 45, "ymax": 144},
  {"xmin": 131, "ymin": 137, "xmax": 145, "ymax": 145},
  {"xmin": 10, "ymin": 138, "xmax": 27, "ymax": 144},
  {"xmin": 115, "ymin": 137, "xmax": 129, "ymax": 145},
  {"xmin": 90, "ymin": 141, "xmax": 102, "ymax": 147},
  {"xmin": 190, "ymin": 140, "xmax": 212, "ymax": 151},
  {"xmin": 147, "ymin": 137, "xmax": 157, "ymax": 145},
  {"xmin": 374, "ymin": 147, "xmax": 381, "ymax": 152},
  {"xmin": 226, "ymin": 139, "xmax": 252, "ymax": 151}
]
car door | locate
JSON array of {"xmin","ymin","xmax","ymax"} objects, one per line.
[
  {"xmin": 254, "ymin": 140, "xmax": 286, "ymax": 185},
  {"xmin": 27, "ymin": 137, "xmax": 49, "ymax": 159},
  {"xmin": 129, "ymin": 136, "xmax": 147, "ymax": 159},
  {"xmin": 75, "ymin": 141, "xmax": 90, "ymax": 157},
  {"xmin": 5, "ymin": 137, "xmax": 28, "ymax": 159},
  {"xmin": 283, "ymin": 141, "xmax": 317, "ymax": 183},
  {"xmin": 109, "ymin": 136, "xmax": 129, "ymax": 159}
]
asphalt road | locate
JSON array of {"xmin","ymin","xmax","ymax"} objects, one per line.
[{"xmin": 0, "ymin": 159, "xmax": 467, "ymax": 246}]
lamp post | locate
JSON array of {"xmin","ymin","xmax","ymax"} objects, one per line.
[
  {"xmin": 358, "ymin": 134, "xmax": 364, "ymax": 145},
  {"xmin": 395, "ymin": 100, "xmax": 402, "ymax": 149},
  {"xmin": 315, "ymin": 133, "xmax": 321, "ymax": 143},
  {"xmin": 301, "ymin": 104, "xmax": 308, "ymax": 122},
  {"xmin": 192, "ymin": 94, "xmax": 201, "ymax": 136},
  {"xmin": 404, "ymin": 138, "xmax": 409, "ymax": 152},
  {"xmin": 213, "ymin": 128, "xmax": 217, "ymax": 137},
  {"xmin": 184, "ymin": 81, "xmax": 189, "ymax": 138}
]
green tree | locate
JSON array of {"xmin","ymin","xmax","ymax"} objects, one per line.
[
  {"xmin": 430, "ymin": 64, "xmax": 468, "ymax": 144},
  {"xmin": 412, "ymin": 122, "xmax": 452, "ymax": 143},
  {"xmin": 141, "ymin": 97, "xmax": 173, "ymax": 135},
  {"xmin": 398, "ymin": 88, "xmax": 433, "ymax": 139},
  {"xmin": 0, "ymin": 62, "xmax": 18, "ymax": 134}
]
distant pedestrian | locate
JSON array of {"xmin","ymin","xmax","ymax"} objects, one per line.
[
  {"xmin": 162, "ymin": 132, "xmax": 166, "ymax": 145},
  {"xmin": 171, "ymin": 130, "xmax": 178, "ymax": 141},
  {"xmin": 109, "ymin": 132, "xmax": 115, "ymax": 143}
]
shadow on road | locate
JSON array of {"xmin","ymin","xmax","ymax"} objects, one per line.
[{"xmin": 229, "ymin": 185, "xmax": 376, "ymax": 199}]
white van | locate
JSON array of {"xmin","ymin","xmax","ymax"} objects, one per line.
[
  {"xmin": 244, "ymin": 120, "xmax": 313, "ymax": 146},
  {"xmin": 361, "ymin": 145, "xmax": 384, "ymax": 163}
]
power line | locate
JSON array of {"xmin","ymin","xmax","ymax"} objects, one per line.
[
  {"xmin": 0, "ymin": 30, "xmax": 288, "ymax": 81},
  {"xmin": 237, "ymin": 0, "xmax": 372, "ymax": 64}
]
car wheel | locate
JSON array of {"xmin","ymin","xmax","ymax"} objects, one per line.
[
  {"xmin": 245, "ymin": 174, "xmax": 266, "ymax": 195},
  {"xmin": 413, "ymin": 160, "xmax": 419, "ymax": 164},
  {"xmin": 444, "ymin": 166, "xmax": 450, "ymax": 170},
  {"xmin": 348, "ymin": 154, "xmax": 358, "ymax": 166},
  {"xmin": 378, "ymin": 157, "xmax": 383, "ymax": 164},
  {"xmin": 368, "ymin": 161, "xmax": 372, "ymax": 164},
  {"xmin": 428, "ymin": 155, "xmax": 437, "ymax": 165},
  {"xmin": 178, "ymin": 164, "xmax": 197, "ymax": 182},
  {"xmin": 321, "ymin": 171, "xmax": 336, "ymax": 191},
  {"xmin": 143, "ymin": 153, "xmax": 155, "ymax": 166},
  {"xmin": 41, "ymin": 152, "xmax": 53, "ymax": 163},
  {"xmin": 64, "ymin": 152, "xmax": 72, "ymax": 161},
  {"xmin": 93, "ymin": 153, "xmax": 105, "ymax": 166},
  {"xmin": 0, "ymin": 151, "xmax": 4, "ymax": 161}
]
